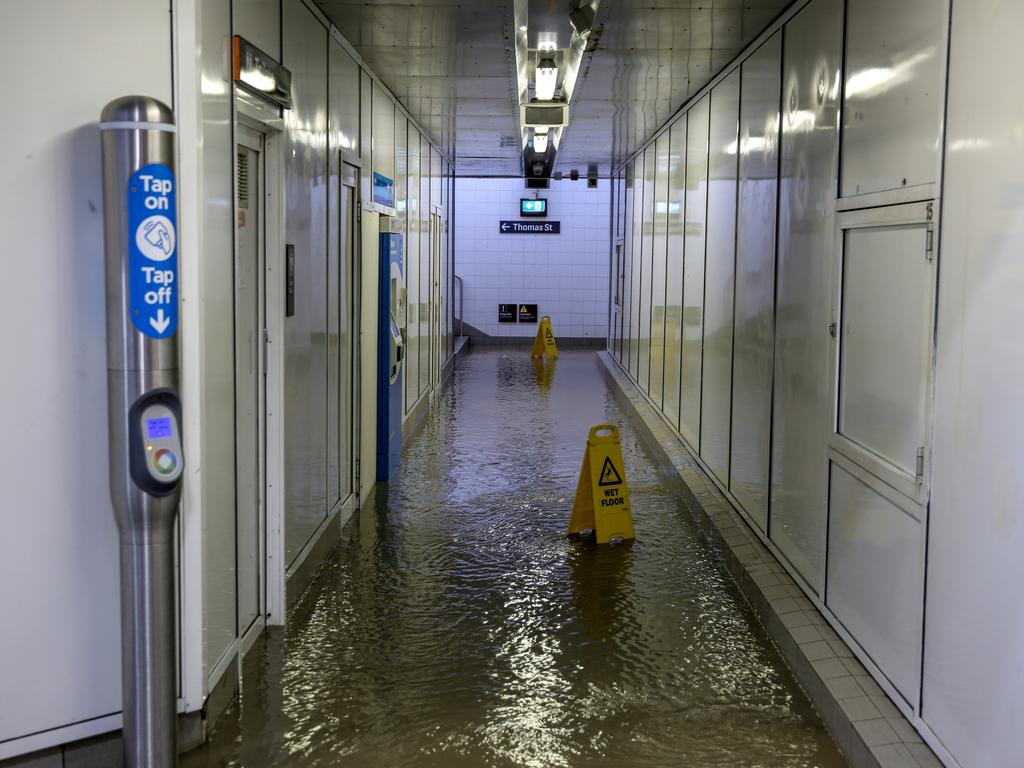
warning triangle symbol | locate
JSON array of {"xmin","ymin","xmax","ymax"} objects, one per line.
[
  {"xmin": 598, "ymin": 456, "xmax": 623, "ymax": 486},
  {"xmin": 545, "ymin": 328, "xmax": 553, "ymax": 339}
]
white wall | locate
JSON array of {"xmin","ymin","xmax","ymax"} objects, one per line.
[
  {"xmin": 0, "ymin": 0, "xmax": 172, "ymax": 757},
  {"xmin": 923, "ymin": 1, "xmax": 1024, "ymax": 765},
  {"xmin": 454, "ymin": 177, "xmax": 609, "ymax": 339}
]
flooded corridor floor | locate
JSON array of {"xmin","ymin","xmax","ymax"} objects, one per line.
[{"xmin": 182, "ymin": 350, "xmax": 846, "ymax": 768}]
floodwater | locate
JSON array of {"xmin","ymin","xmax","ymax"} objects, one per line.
[{"xmin": 182, "ymin": 349, "xmax": 845, "ymax": 768}]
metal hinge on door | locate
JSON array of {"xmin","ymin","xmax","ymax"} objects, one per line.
[
  {"xmin": 925, "ymin": 228, "xmax": 935, "ymax": 261},
  {"xmin": 916, "ymin": 446, "xmax": 925, "ymax": 483},
  {"xmin": 262, "ymin": 329, "xmax": 269, "ymax": 375}
]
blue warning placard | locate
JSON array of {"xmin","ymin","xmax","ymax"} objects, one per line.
[{"xmin": 127, "ymin": 163, "xmax": 178, "ymax": 339}]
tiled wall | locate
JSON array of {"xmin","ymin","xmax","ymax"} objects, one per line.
[{"xmin": 453, "ymin": 177, "xmax": 610, "ymax": 338}]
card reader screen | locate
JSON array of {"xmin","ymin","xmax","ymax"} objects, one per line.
[{"xmin": 146, "ymin": 417, "xmax": 173, "ymax": 439}]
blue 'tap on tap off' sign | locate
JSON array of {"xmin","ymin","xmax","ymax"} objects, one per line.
[{"xmin": 128, "ymin": 163, "xmax": 178, "ymax": 339}]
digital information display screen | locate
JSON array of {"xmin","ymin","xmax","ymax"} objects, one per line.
[
  {"xmin": 520, "ymin": 198, "xmax": 547, "ymax": 217},
  {"xmin": 146, "ymin": 417, "xmax": 173, "ymax": 440}
]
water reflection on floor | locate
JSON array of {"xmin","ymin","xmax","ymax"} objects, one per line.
[{"xmin": 182, "ymin": 349, "xmax": 845, "ymax": 768}]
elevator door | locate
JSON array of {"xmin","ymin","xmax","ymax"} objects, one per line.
[{"xmin": 235, "ymin": 127, "xmax": 266, "ymax": 641}]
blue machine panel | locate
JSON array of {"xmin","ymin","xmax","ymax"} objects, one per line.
[{"xmin": 376, "ymin": 232, "xmax": 404, "ymax": 480}]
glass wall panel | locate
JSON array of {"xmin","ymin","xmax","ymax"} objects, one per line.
[
  {"xmin": 700, "ymin": 70, "xmax": 741, "ymax": 487},
  {"xmin": 405, "ymin": 124, "xmax": 420, "ymax": 409},
  {"xmin": 637, "ymin": 146, "xmax": 656, "ymax": 392},
  {"xmin": 772, "ymin": 0, "xmax": 843, "ymax": 588},
  {"xmin": 648, "ymin": 131, "xmax": 671, "ymax": 408},
  {"xmin": 663, "ymin": 119, "xmax": 686, "ymax": 427},
  {"xmin": 730, "ymin": 33, "xmax": 781, "ymax": 531},
  {"xmin": 680, "ymin": 96, "xmax": 710, "ymax": 444}
]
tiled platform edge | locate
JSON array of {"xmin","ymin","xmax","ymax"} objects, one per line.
[{"xmin": 596, "ymin": 351, "xmax": 943, "ymax": 768}]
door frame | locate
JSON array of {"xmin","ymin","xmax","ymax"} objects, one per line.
[
  {"xmin": 233, "ymin": 123, "xmax": 268, "ymax": 653},
  {"xmin": 337, "ymin": 156, "xmax": 360, "ymax": 512},
  {"xmin": 235, "ymin": 109, "xmax": 287, "ymax": 630}
]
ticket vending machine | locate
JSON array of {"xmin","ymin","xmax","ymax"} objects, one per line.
[
  {"xmin": 100, "ymin": 96, "xmax": 184, "ymax": 767},
  {"xmin": 376, "ymin": 232, "xmax": 405, "ymax": 480}
]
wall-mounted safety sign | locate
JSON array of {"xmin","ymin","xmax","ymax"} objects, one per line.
[
  {"xmin": 568, "ymin": 424, "xmax": 635, "ymax": 544},
  {"xmin": 498, "ymin": 303, "xmax": 517, "ymax": 322},
  {"xmin": 518, "ymin": 303, "xmax": 538, "ymax": 323},
  {"xmin": 530, "ymin": 315, "xmax": 558, "ymax": 358},
  {"xmin": 128, "ymin": 164, "xmax": 178, "ymax": 339}
]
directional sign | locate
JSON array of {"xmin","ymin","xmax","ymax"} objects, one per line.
[
  {"xmin": 128, "ymin": 163, "xmax": 178, "ymax": 339},
  {"xmin": 499, "ymin": 220, "xmax": 560, "ymax": 234}
]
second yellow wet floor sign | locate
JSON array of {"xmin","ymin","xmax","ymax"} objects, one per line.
[
  {"xmin": 530, "ymin": 315, "xmax": 558, "ymax": 359},
  {"xmin": 568, "ymin": 424, "xmax": 635, "ymax": 544}
]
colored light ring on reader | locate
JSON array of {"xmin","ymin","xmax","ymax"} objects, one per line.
[{"xmin": 152, "ymin": 448, "xmax": 178, "ymax": 476}]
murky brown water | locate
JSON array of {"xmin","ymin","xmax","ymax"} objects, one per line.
[{"xmin": 182, "ymin": 349, "xmax": 845, "ymax": 768}]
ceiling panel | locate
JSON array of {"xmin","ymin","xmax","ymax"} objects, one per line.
[{"xmin": 316, "ymin": 0, "xmax": 793, "ymax": 176}]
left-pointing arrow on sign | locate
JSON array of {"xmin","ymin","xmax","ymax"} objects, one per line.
[
  {"xmin": 150, "ymin": 309, "xmax": 170, "ymax": 333},
  {"xmin": 501, "ymin": 222, "xmax": 510, "ymax": 232}
]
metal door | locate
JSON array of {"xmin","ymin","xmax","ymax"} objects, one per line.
[{"xmin": 234, "ymin": 125, "xmax": 265, "ymax": 642}]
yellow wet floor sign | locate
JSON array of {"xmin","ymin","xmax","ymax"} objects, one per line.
[
  {"xmin": 568, "ymin": 424, "xmax": 635, "ymax": 544},
  {"xmin": 530, "ymin": 315, "xmax": 558, "ymax": 359}
]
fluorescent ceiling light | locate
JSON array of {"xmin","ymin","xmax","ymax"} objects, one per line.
[
  {"xmin": 533, "ymin": 132, "xmax": 549, "ymax": 154},
  {"xmin": 535, "ymin": 57, "xmax": 558, "ymax": 101}
]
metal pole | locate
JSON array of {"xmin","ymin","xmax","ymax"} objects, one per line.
[{"xmin": 101, "ymin": 95, "xmax": 184, "ymax": 768}]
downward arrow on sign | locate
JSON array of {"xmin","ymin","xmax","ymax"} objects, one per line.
[{"xmin": 150, "ymin": 309, "xmax": 170, "ymax": 333}]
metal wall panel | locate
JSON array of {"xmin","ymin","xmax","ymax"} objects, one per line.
[
  {"xmin": 331, "ymin": 40, "xmax": 364, "ymax": 505},
  {"xmin": 394, "ymin": 114, "xmax": 409, "ymax": 413},
  {"xmin": 924, "ymin": 3, "xmax": 1024, "ymax": 762},
  {"xmin": 637, "ymin": 146, "xmax": 656, "ymax": 392},
  {"xmin": 620, "ymin": 161, "xmax": 636, "ymax": 366},
  {"xmin": 283, "ymin": 0, "xmax": 329, "ymax": 566},
  {"xmin": 628, "ymin": 155, "xmax": 644, "ymax": 379},
  {"xmin": 769, "ymin": 0, "xmax": 842, "ymax": 589},
  {"xmin": 330, "ymin": 45, "xmax": 360, "ymax": 154},
  {"xmin": 840, "ymin": 0, "xmax": 946, "ymax": 198},
  {"xmin": 372, "ymin": 82, "xmax": 395, "ymax": 185},
  {"xmin": 663, "ymin": 118, "xmax": 687, "ymax": 428},
  {"xmin": 406, "ymin": 126, "xmax": 420, "ymax": 405},
  {"xmin": 360, "ymin": 70, "xmax": 372, "ymax": 202},
  {"xmin": 234, "ymin": 0, "xmax": 281, "ymax": 60},
  {"xmin": 329, "ymin": 39, "xmax": 361, "ymax": 495},
  {"xmin": 419, "ymin": 134, "xmax": 430, "ymax": 396},
  {"xmin": 610, "ymin": 172, "xmax": 624, "ymax": 360},
  {"xmin": 648, "ymin": 132, "xmax": 671, "ymax": 409},
  {"xmin": 827, "ymin": 462, "xmax": 923, "ymax": 704},
  {"xmin": 729, "ymin": 33, "xmax": 781, "ymax": 531},
  {"xmin": 680, "ymin": 96, "xmax": 710, "ymax": 445},
  {"xmin": 700, "ymin": 70, "xmax": 740, "ymax": 487}
]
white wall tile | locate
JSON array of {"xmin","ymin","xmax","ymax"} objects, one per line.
[{"xmin": 454, "ymin": 178, "xmax": 610, "ymax": 337}]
